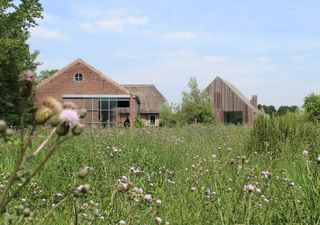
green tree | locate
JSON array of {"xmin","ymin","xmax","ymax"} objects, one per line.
[
  {"xmin": 159, "ymin": 102, "xmax": 177, "ymax": 127},
  {"xmin": 0, "ymin": 0, "xmax": 43, "ymax": 126},
  {"xmin": 258, "ymin": 104, "xmax": 276, "ymax": 116},
  {"xmin": 276, "ymin": 105, "xmax": 299, "ymax": 116},
  {"xmin": 179, "ymin": 77, "xmax": 214, "ymax": 124},
  {"xmin": 303, "ymin": 93, "xmax": 320, "ymax": 122},
  {"xmin": 38, "ymin": 69, "xmax": 59, "ymax": 80}
]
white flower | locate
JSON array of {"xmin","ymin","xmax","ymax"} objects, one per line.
[
  {"xmin": 119, "ymin": 220, "xmax": 126, "ymax": 225},
  {"xmin": 155, "ymin": 217, "xmax": 162, "ymax": 224},
  {"xmin": 156, "ymin": 199, "xmax": 162, "ymax": 206},
  {"xmin": 302, "ymin": 150, "xmax": 308, "ymax": 157}
]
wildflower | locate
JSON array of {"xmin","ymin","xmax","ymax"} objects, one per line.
[
  {"xmin": 317, "ymin": 155, "xmax": 320, "ymax": 164},
  {"xmin": 191, "ymin": 187, "xmax": 196, "ymax": 192},
  {"xmin": 156, "ymin": 199, "xmax": 162, "ymax": 207},
  {"xmin": 78, "ymin": 109, "xmax": 87, "ymax": 118},
  {"xmin": 155, "ymin": 217, "xmax": 162, "ymax": 224},
  {"xmin": 35, "ymin": 97, "xmax": 62, "ymax": 124},
  {"xmin": 72, "ymin": 123, "xmax": 84, "ymax": 135},
  {"xmin": 263, "ymin": 197, "xmax": 269, "ymax": 204},
  {"xmin": 144, "ymin": 194, "xmax": 152, "ymax": 202},
  {"xmin": 20, "ymin": 70, "xmax": 35, "ymax": 97},
  {"xmin": 302, "ymin": 150, "xmax": 308, "ymax": 157},
  {"xmin": 22, "ymin": 207, "xmax": 31, "ymax": 217},
  {"xmin": 78, "ymin": 166, "xmax": 93, "ymax": 178},
  {"xmin": 59, "ymin": 109, "xmax": 79, "ymax": 125},
  {"xmin": 261, "ymin": 171, "xmax": 272, "ymax": 179},
  {"xmin": 63, "ymin": 102, "xmax": 78, "ymax": 110},
  {"xmin": 256, "ymin": 188, "xmax": 262, "ymax": 193},
  {"xmin": 119, "ymin": 220, "xmax": 126, "ymax": 225}
]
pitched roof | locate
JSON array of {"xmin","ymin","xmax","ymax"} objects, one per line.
[
  {"xmin": 121, "ymin": 84, "xmax": 166, "ymax": 113},
  {"xmin": 213, "ymin": 76, "xmax": 258, "ymax": 111},
  {"xmin": 38, "ymin": 58, "xmax": 132, "ymax": 95}
]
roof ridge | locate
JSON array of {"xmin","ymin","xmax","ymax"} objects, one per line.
[{"xmin": 37, "ymin": 58, "xmax": 133, "ymax": 96}]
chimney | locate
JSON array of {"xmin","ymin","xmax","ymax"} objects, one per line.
[{"xmin": 250, "ymin": 95, "xmax": 258, "ymax": 108}]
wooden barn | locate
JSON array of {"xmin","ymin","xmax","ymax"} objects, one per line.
[
  {"xmin": 121, "ymin": 85, "xmax": 166, "ymax": 126},
  {"xmin": 36, "ymin": 59, "xmax": 166, "ymax": 127},
  {"xmin": 205, "ymin": 76, "xmax": 259, "ymax": 125}
]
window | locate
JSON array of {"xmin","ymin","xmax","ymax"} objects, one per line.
[
  {"xmin": 149, "ymin": 115, "xmax": 156, "ymax": 125},
  {"xmin": 74, "ymin": 73, "xmax": 83, "ymax": 82}
]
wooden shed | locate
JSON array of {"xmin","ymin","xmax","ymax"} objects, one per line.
[{"xmin": 205, "ymin": 76, "xmax": 259, "ymax": 125}]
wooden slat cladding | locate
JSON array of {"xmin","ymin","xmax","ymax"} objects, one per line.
[{"xmin": 205, "ymin": 77, "xmax": 258, "ymax": 126}]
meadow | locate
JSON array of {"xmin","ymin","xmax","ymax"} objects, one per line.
[{"xmin": 1, "ymin": 120, "xmax": 320, "ymax": 224}]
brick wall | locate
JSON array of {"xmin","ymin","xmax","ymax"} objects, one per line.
[{"xmin": 36, "ymin": 60, "xmax": 129, "ymax": 104}]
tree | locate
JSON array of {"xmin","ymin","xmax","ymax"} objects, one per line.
[
  {"xmin": 303, "ymin": 93, "xmax": 320, "ymax": 122},
  {"xmin": 159, "ymin": 102, "xmax": 177, "ymax": 127},
  {"xmin": 276, "ymin": 105, "xmax": 299, "ymax": 116},
  {"xmin": 0, "ymin": 1, "xmax": 43, "ymax": 126},
  {"xmin": 258, "ymin": 104, "xmax": 276, "ymax": 116},
  {"xmin": 38, "ymin": 69, "xmax": 59, "ymax": 80},
  {"xmin": 179, "ymin": 77, "xmax": 214, "ymax": 124}
]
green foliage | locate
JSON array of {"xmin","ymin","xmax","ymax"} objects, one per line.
[
  {"xmin": 179, "ymin": 77, "xmax": 214, "ymax": 124},
  {"xmin": 159, "ymin": 102, "xmax": 177, "ymax": 127},
  {"xmin": 134, "ymin": 116, "xmax": 144, "ymax": 128},
  {"xmin": 250, "ymin": 111, "xmax": 319, "ymax": 154},
  {"xmin": 1, "ymin": 125, "xmax": 320, "ymax": 224},
  {"xmin": 38, "ymin": 69, "xmax": 59, "ymax": 80},
  {"xmin": 303, "ymin": 93, "xmax": 320, "ymax": 122},
  {"xmin": 0, "ymin": 0, "xmax": 43, "ymax": 126},
  {"xmin": 276, "ymin": 105, "xmax": 299, "ymax": 116},
  {"xmin": 258, "ymin": 104, "xmax": 276, "ymax": 116}
]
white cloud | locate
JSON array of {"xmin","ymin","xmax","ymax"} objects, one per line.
[
  {"xmin": 289, "ymin": 54, "xmax": 307, "ymax": 62},
  {"xmin": 30, "ymin": 27, "xmax": 71, "ymax": 41},
  {"xmin": 159, "ymin": 32, "xmax": 196, "ymax": 41}
]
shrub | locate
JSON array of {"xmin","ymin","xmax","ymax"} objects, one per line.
[
  {"xmin": 135, "ymin": 116, "xmax": 145, "ymax": 128},
  {"xmin": 250, "ymin": 112, "xmax": 320, "ymax": 155}
]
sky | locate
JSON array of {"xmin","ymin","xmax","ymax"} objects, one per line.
[{"xmin": 27, "ymin": 0, "xmax": 320, "ymax": 108}]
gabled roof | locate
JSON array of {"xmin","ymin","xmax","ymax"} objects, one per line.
[
  {"xmin": 211, "ymin": 76, "xmax": 258, "ymax": 111},
  {"xmin": 38, "ymin": 58, "xmax": 133, "ymax": 95},
  {"xmin": 121, "ymin": 84, "xmax": 166, "ymax": 113}
]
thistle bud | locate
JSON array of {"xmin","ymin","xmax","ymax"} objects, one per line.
[
  {"xmin": 78, "ymin": 109, "xmax": 87, "ymax": 119},
  {"xmin": 72, "ymin": 124, "xmax": 84, "ymax": 135},
  {"xmin": 0, "ymin": 120, "xmax": 7, "ymax": 133},
  {"xmin": 35, "ymin": 107, "xmax": 53, "ymax": 124},
  {"xmin": 56, "ymin": 122, "xmax": 70, "ymax": 136},
  {"xmin": 78, "ymin": 166, "xmax": 93, "ymax": 178},
  {"xmin": 20, "ymin": 70, "xmax": 35, "ymax": 98},
  {"xmin": 41, "ymin": 97, "xmax": 62, "ymax": 114},
  {"xmin": 50, "ymin": 113, "xmax": 60, "ymax": 126},
  {"xmin": 22, "ymin": 207, "xmax": 31, "ymax": 217}
]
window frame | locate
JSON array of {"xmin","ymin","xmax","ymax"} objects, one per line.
[
  {"xmin": 149, "ymin": 115, "xmax": 156, "ymax": 126},
  {"xmin": 74, "ymin": 73, "xmax": 83, "ymax": 82}
]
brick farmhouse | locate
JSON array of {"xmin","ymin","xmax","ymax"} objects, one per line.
[{"xmin": 36, "ymin": 59, "xmax": 166, "ymax": 127}]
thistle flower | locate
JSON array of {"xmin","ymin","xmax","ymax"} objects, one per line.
[
  {"xmin": 20, "ymin": 70, "xmax": 35, "ymax": 97},
  {"xmin": 59, "ymin": 109, "xmax": 79, "ymax": 125},
  {"xmin": 35, "ymin": 97, "xmax": 62, "ymax": 124},
  {"xmin": 155, "ymin": 217, "xmax": 162, "ymax": 224},
  {"xmin": 63, "ymin": 101, "xmax": 78, "ymax": 110},
  {"xmin": 144, "ymin": 194, "xmax": 152, "ymax": 202},
  {"xmin": 302, "ymin": 150, "xmax": 308, "ymax": 157},
  {"xmin": 155, "ymin": 199, "xmax": 162, "ymax": 207},
  {"xmin": 41, "ymin": 96, "xmax": 62, "ymax": 114}
]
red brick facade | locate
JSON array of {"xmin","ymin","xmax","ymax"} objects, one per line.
[{"xmin": 36, "ymin": 59, "xmax": 138, "ymax": 127}]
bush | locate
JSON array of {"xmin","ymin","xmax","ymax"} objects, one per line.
[
  {"xmin": 250, "ymin": 112, "xmax": 320, "ymax": 155},
  {"xmin": 134, "ymin": 116, "xmax": 145, "ymax": 128}
]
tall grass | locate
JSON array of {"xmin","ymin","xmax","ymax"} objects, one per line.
[{"xmin": 0, "ymin": 124, "xmax": 320, "ymax": 224}]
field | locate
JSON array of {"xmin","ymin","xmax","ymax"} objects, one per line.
[{"xmin": 1, "ymin": 123, "xmax": 320, "ymax": 224}]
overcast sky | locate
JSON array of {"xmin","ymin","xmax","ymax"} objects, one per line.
[{"xmin": 28, "ymin": 0, "xmax": 320, "ymax": 108}]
